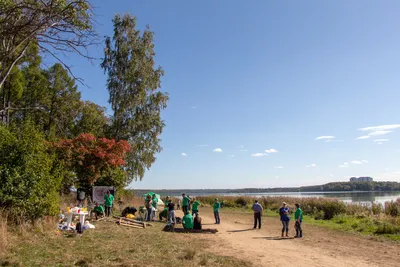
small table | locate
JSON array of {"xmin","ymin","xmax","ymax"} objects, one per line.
[{"xmin": 65, "ymin": 212, "xmax": 88, "ymax": 229}]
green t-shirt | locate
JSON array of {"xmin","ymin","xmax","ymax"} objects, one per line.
[
  {"xmin": 295, "ymin": 208, "xmax": 303, "ymax": 221},
  {"xmin": 182, "ymin": 196, "xmax": 189, "ymax": 206},
  {"xmin": 213, "ymin": 202, "xmax": 220, "ymax": 212},
  {"xmin": 152, "ymin": 197, "xmax": 158, "ymax": 209},
  {"xmin": 104, "ymin": 194, "xmax": 114, "ymax": 207},
  {"xmin": 93, "ymin": 205, "xmax": 104, "ymax": 214},
  {"xmin": 182, "ymin": 214, "xmax": 194, "ymax": 229},
  {"xmin": 192, "ymin": 201, "xmax": 201, "ymax": 211}
]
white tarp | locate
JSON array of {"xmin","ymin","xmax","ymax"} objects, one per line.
[{"xmin": 92, "ymin": 186, "xmax": 115, "ymax": 204}]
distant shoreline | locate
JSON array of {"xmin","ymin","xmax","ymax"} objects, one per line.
[{"xmin": 132, "ymin": 181, "xmax": 400, "ymax": 195}]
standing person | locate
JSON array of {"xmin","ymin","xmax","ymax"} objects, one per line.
[
  {"xmin": 182, "ymin": 193, "xmax": 190, "ymax": 215},
  {"xmin": 191, "ymin": 197, "xmax": 201, "ymax": 216},
  {"xmin": 152, "ymin": 194, "xmax": 158, "ymax": 221},
  {"xmin": 167, "ymin": 200, "xmax": 176, "ymax": 225},
  {"xmin": 104, "ymin": 190, "xmax": 114, "ymax": 217},
  {"xmin": 252, "ymin": 200, "xmax": 263, "ymax": 229},
  {"xmin": 213, "ymin": 198, "xmax": 221, "ymax": 224},
  {"xmin": 279, "ymin": 202, "xmax": 290, "ymax": 237},
  {"xmin": 221, "ymin": 200, "xmax": 225, "ymax": 208},
  {"xmin": 294, "ymin": 203, "xmax": 303, "ymax": 238},
  {"xmin": 177, "ymin": 199, "xmax": 181, "ymax": 210},
  {"xmin": 145, "ymin": 194, "xmax": 153, "ymax": 222}
]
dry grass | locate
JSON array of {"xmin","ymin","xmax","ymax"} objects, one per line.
[{"xmin": 0, "ymin": 215, "xmax": 251, "ymax": 267}]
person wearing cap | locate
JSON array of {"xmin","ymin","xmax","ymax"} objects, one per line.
[
  {"xmin": 213, "ymin": 198, "xmax": 221, "ymax": 224},
  {"xmin": 294, "ymin": 203, "xmax": 303, "ymax": 238},
  {"xmin": 279, "ymin": 202, "xmax": 290, "ymax": 237},
  {"xmin": 252, "ymin": 200, "xmax": 263, "ymax": 229}
]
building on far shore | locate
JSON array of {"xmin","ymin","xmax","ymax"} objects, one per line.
[{"xmin": 349, "ymin": 177, "xmax": 373, "ymax": 182}]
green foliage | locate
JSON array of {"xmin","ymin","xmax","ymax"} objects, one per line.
[
  {"xmin": 385, "ymin": 200, "xmax": 400, "ymax": 217},
  {"xmin": 102, "ymin": 13, "xmax": 168, "ymax": 182},
  {"xmin": 0, "ymin": 122, "xmax": 62, "ymax": 222},
  {"xmin": 234, "ymin": 197, "xmax": 248, "ymax": 207}
]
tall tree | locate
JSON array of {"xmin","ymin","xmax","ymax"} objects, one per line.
[
  {"xmin": 0, "ymin": 0, "xmax": 96, "ymax": 91},
  {"xmin": 101, "ymin": 14, "xmax": 168, "ymax": 182}
]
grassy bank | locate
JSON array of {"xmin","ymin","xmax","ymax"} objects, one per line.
[
  {"xmin": 0, "ymin": 216, "xmax": 251, "ymax": 267},
  {"xmin": 195, "ymin": 195, "xmax": 400, "ymax": 241}
]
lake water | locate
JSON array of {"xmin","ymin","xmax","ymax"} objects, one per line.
[{"xmin": 171, "ymin": 191, "xmax": 400, "ymax": 205}]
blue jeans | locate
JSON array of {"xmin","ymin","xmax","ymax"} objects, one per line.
[
  {"xmin": 168, "ymin": 210, "xmax": 176, "ymax": 224},
  {"xmin": 214, "ymin": 211, "xmax": 220, "ymax": 224},
  {"xmin": 281, "ymin": 220, "xmax": 289, "ymax": 233},
  {"xmin": 146, "ymin": 208, "xmax": 152, "ymax": 222}
]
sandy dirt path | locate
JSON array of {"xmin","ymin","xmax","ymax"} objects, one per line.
[{"xmin": 182, "ymin": 208, "xmax": 400, "ymax": 267}]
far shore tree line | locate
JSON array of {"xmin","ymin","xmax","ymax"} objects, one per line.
[{"xmin": 0, "ymin": 0, "xmax": 168, "ymax": 223}]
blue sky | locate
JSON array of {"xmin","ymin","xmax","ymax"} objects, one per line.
[{"xmin": 54, "ymin": 0, "xmax": 400, "ymax": 189}]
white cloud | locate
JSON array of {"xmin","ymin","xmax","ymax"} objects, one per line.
[
  {"xmin": 373, "ymin": 139, "xmax": 389, "ymax": 142},
  {"xmin": 351, "ymin": 160, "xmax": 363, "ymax": 164},
  {"xmin": 306, "ymin": 164, "xmax": 316, "ymax": 168},
  {"xmin": 362, "ymin": 160, "xmax": 368, "ymax": 163},
  {"xmin": 315, "ymin": 136, "xmax": 335, "ymax": 140},
  {"xmin": 356, "ymin": 136, "xmax": 370, "ymax": 140},
  {"xmin": 181, "ymin": 153, "xmax": 187, "ymax": 156},
  {"xmin": 213, "ymin": 148, "xmax": 223, "ymax": 153},
  {"xmin": 359, "ymin": 124, "xmax": 400, "ymax": 132},
  {"xmin": 368, "ymin": 130, "xmax": 392, "ymax": 136},
  {"xmin": 274, "ymin": 166, "xmax": 284, "ymax": 169},
  {"xmin": 251, "ymin": 153, "xmax": 266, "ymax": 157},
  {"xmin": 265, "ymin": 148, "xmax": 278, "ymax": 153},
  {"xmin": 339, "ymin": 163, "xmax": 349, "ymax": 168}
]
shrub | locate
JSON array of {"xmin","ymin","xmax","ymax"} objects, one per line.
[
  {"xmin": 385, "ymin": 201, "xmax": 400, "ymax": 217},
  {"xmin": 374, "ymin": 223, "xmax": 400, "ymax": 235},
  {"xmin": 0, "ymin": 123, "xmax": 62, "ymax": 223},
  {"xmin": 234, "ymin": 197, "xmax": 248, "ymax": 207}
]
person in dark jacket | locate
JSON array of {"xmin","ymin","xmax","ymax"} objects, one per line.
[
  {"xmin": 279, "ymin": 202, "xmax": 290, "ymax": 237},
  {"xmin": 252, "ymin": 200, "xmax": 263, "ymax": 229}
]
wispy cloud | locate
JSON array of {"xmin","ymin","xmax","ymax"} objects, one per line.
[
  {"xmin": 368, "ymin": 130, "xmax": 392, "ymax": 136},
  {"xmin": 213, "ymin": 148, "xmax": 223, "ymax": 153},
  {"xmin": 306, "ymin": 164, "xmax": 316, "ymax": 168},
  {"xmin": 236, "ymin": 145, "xmax": 244, "ymax": 149},
  {"xmin": 351, "ymin": 160, "xmax": 368, "ymax": 164},
  {"xmin": 251, "ymin": 153, "xmax": 267, "ymax": 157},
  {"xmin": 359, "ymin": 124, "xmax": 400, "ymax": 132},
  {"xmin": 274, "ymin": 166, "xmax": 283, "ymax": 169},
  {"xmin": 196, "ymin": 144, "xmax": 209, "ymax": 147},
  {"xmin": 265, "ymin": 148, "xmax": 278, "ymax": 153},
  {"xmin": 181, "ymin": 153, "xmax": 187, "ymax": 156},
  {"xmin": 315, "ymin": 136, "xmax": 335, "ymax": 140},
  {"xmin": 356, "ymin": 136, "xmax": 370, "ymax": 140},
  {"xmin": 339, "ymin": 162, "xmax": 349, "ymax": 168},
  {"xmin": 373, "ymin": 139, "xmax": 389, "ymax": 142}
]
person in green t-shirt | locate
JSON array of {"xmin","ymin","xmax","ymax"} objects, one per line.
[
  {"xmin": 191, "ymin": 197, "xmax": 201, "ymax": 216},
  {"xmin": 92, "ymin": 202, "xmax": 105, "ymax": 220},
  {"xmin": 152, "ymin": 194, "xmax": 158, "ymax": 221},
  {"xmin": 294, "ymin": 203, "xmax": 303, "ymax": 238},
  {"xmin": 182, "ymin": 213, "xmax": 194, "ymax": 229},
  {"xmin": 213, "ymin": 198, "xmax": 221, "ymax": 224},
  {"xmin": 104, "ymin": 191, "xmax": 114, "ymax": 217},
  {"xmin": 181, "ymin": 193, "xmax": 190, "ymax": 215}
]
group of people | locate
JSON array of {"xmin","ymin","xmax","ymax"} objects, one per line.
[
  {"xmin": 252, "ymin": 200, "xmax": 303, "ymax": 238},
  {"xmin": 91, "ymin": 190, "xmax": 115, "ymax": 219}
]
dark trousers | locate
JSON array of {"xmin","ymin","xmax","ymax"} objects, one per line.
[
  {"xmin": 182, "ymin": 205, "xmax": 188, "ymax": 215},
  {"xmin": 146, "ymin": 208, "xmax": 153, "ymax": 222},
  {"xmin": 253, "ymin": 212, "xmax": 261, "ymax": 229},
  {"xmin": 295, "ymin": 221, "xmax": 303, "ymax": 237},
  {"xmin": 105, "ymin": 206, "xmax": 112, "ymax": 217},
  {"xmin": 192, "ymin": 209, "xmax": 198, "ymax": 216},
  {"xmin": 214, "ymin": 211, "xmax": 220, "ymax": 224}
]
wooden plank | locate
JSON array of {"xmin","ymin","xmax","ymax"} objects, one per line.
[
  {"xmin": 118, "ymin": 220, "xmax": 145, "ymax": 228},
  {"xmin": 118, "ymin": 222, "xmax": 143, "ymax": 229}
]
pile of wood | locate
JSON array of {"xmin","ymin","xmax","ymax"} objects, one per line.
[{"xmin": 114, "ymin": 216, "xmax": 147, "ymax": 229}]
